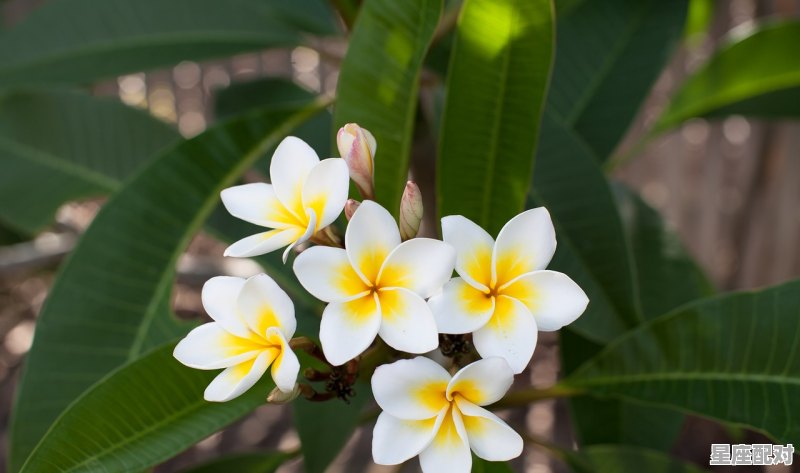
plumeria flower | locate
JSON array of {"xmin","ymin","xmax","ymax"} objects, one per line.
[
  {"xmin": 173, "ymin": 274, "xmax": 300, "ymax": 402},
  {"xmin": 429, "ymin": 209, "xmax": 589, "ymax": 373},
  {"xmin": 293, "ymin": 201, "xmax": 456, "ymax": 365},
  {"xmin": 371, "ymin": 356, "xmax": 522, "ymax": 472},
  {"xmin": 337, "ymin": 123, "xmax": 376, "ymax": 199},
  {"xmin": 221, "ymin": 136, "xmax": 349, "ymax": 261}
]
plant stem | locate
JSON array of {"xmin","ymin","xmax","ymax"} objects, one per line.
[{"xmin": 491, "ymin": 384, "xmax": 582, "ymax": 409}]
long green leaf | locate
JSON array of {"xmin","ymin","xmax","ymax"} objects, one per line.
[
  {"xmin": 567, "ymin": 280, "xmax": 800, "ymax": 444},
  {"xmin": 656, "ymin": 21, "xmax": 800, "ymax": 131},
  {"xmin": 0, "ymin": 89, "xmax": 178, "ymax": 235},
  {"xmin": 333, "ymin": 0, "xmax": 442, "ymax": 214},
  {"xmin": 437, "ymin": 0, "xmax": 553, "ymax": 235},
  {"xmin": 180, "ymin": 452, "xmax": 292, "ymax": 473},
  {"xmin": 20, "ymin": 342, "xmax": 275, "ymax": 473},
  {"xmin": 568, "ymin": 445, "xmax": 708, "ymax": 473},
  {"xmin": 0, "ymin": 0, "xmax": 336, "ymax": 87},
  {"xmin": 546, "ymin": 0, "xmax": 687, "ymax": 160},
  {"xmin": 293, "ymin": 387, "xmax": 369, "ymax": 473},
  {"xmin": 8, "ymin": 100, "xmax": 328, "ymax": 472}
]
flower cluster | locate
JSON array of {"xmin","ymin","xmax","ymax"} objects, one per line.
[{"xmin": 174, "ymin": 124, "xmax": 589, "ymax": 472}]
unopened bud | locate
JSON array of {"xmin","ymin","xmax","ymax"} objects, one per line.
[
  {"xmin": 344, "ymin": 199, "xmax": 361, "ymax": 221},
  {"xmin": 399, "ymin": 181, "xmax": 423, "ymax": 240},
  {"xmin": 337, "ymin": 123, "xmax": 376, "ymax": 200},
  {"xmin": 267, "ymin": 383, "xmax": 301, "ymax": 404}
]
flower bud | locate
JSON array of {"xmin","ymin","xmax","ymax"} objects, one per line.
[
  {"xmin": 337, "ymin": 123, "xmax": 376, "ymax": 200},
  {"xmin": 399, "ymin": 181, "xmax": 423, "ymax": 241},
  {"xmin": 344, "ymin": 199, "xmax": 361, "ymax": 221},
  {"xmin": 267, "ymin": 383, "xmax": 301, "ymax": 404}
]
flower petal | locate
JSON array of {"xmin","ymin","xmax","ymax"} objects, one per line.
[
  {"xmin": 419, "ymin": 406, "xmax": 471, "ymax": 473},
  {"xmin": 500, "ymin": 270, "xmax": 588, "ymax": 331},
  {"xmin": 371, "ymin": 356, "xmax": 451, "ymax": 420},
  {"xmin": 220, "ymin": 183, "xmax": 301, "ymax": 229},
  {"xmin": 492, "ymin": 207, "xmax": 556, "ymax": 287},
  {"xmin": 345, "ymin": 200, "xmax": 400, "ymax": 284},
  {"xmin": 203, "ymin": 349, "xmax": 275, "ymax": 402},
  {"xmin": 173, "ymin": 323, "xmax": 263, "ymax": 370},
  {"xmin": 223, "ymin": 227, "xmax": 302, "ymax": 258},
  {"xmin": 201, "ymin": 276, "xmax": 249, "ymax": 338},
  {"xmin": 319, "ymin": 293, "xmax": 382, "ymax": 366},
  {"xmin": 428, "ymin": 277, "xmax": 495, "ymax": 335},
  {"xmin": 472, "ymin": 295, "xmax": 538, "ymax": 374},
  {"xmin": 266, "ymin": 327, "xmax": 300, "ymax": 392},
  {"xmin": 372, "ymin": 410, "xmax": 445, "ymax": 465},
  {"xmin": 293, "ymin": 246, "xmax": 370, "ymax": 303},
  {"xmin": 377, "ymin": 238, "xmax": 456, "ymax": 298},
  {"xmin": 302, "ymin": 158, "xmax": 350, "ymax": 230},
  {"xmin": 455, "ymin": 397, "xmax": 523, "ymax": 461},
  {"xmin": 237, "ymin": 274, "xmax": 296, "ymax": 339},
  {"xmin": 281, "ymin": 208, "xmax": 316, "ymax": 263},
  {"xmin": 377, "ymin": 288, "xmax": 439, "ymax": 354},
  {"xmin": 441, "ymin": 215, "xmax": 494, "ymax": 291},
  {"xmin": 446, "ymin": 357, "xmax": 514, "ymax": 406},
  {"xmin": 269, "ymin": 136, "xmax": 320, "ymax": 219}
]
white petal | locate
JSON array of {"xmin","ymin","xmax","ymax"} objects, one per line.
[
  {"xmin": 492, "ymin": 207, "xmax": 556, "ymax": 287},
  {"xmin": 500, "ymin": 270, "xmax": 588, "ymax": 331},
  {"xmin": 237, "ymin": 273, "xmax": 296, "ymax": 339},
  {"xmin": 220, "ymin": 183, "xmax": 301, "ymax": 229},
  {"xmin": 371, "ymin": 356, "xmax": 451, "ymax": 420},
  {"xmin": 269, "ymin": 136, "xmax": 320, "ymax": 218},
  {"xmin": 203, "ymin": 349, "xmax": 275, "ymax": 402},
  {"xmin": 201, "ymin": 276, "xmax": 249, "ymax": 338},
  {"xmin": 441, "ymin": 215, "xmax": 494, "ymax": 291},
  {"xmin": 446, "ymin": 357, "xmax": 514, "ymax": 406},
  {"xmin": 428, "ymin": 277, "xmax": 495, "ymax": 335},
  {"xmin": 377, "ymin": 238, "xmax": 456, "ymax": 298},
  {"xmin": 293, "ymin": 246, "xmax": 370, "ymax": 303},
  {"xmin": 455, "ymin": 397, "xmax": 523, "ymax": 461},
  {"xmin": 377, "ymin": 288, "xmax": 439, "ymax": 354},
  {"xmin": 372, "ymin": 410, "xmax": 445, "ymax": 465},
  {"xmin": 267, "ymin": 328, "xmax": 300, "ymax": 392},
  {"xmin": 472, "ymin": 296, "xmax": 538, "ymax": 374},
  {"xmin": 223, "ymin": 228, "xmax": 302, "ymax": 258},
  {"xmin": 302, "ymin": 158, "xmax": 350, "ymax": 230},
  {"xmin": 319, "ymin": 293, "xmax": 382, "ymax": 366},
  {"xmin": 345, "ymin": 200, "xmax": 400, "ymax": 283},
  {"xmin": 419, "ymin": 407, "xmax": 471, "ymax": 473},
  {"xmin": 281, "ymin": 208, "xmax": 316, "ymax": 264},
  {"xmin": 173, "ymin": 323, "xmax": 262, "ymax": 370}
]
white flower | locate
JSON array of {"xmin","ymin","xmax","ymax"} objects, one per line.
[
  {"xmin": 292, "ymin": 201, "xmax": 456, "ymax": 365},
  {"xmin": 429, "ymin": 209, "xmax": 589, "ymax": 373},
  {"xmin": 220, "ymin": 136, "xmax": 349, "ymax": 262},
  {"xmin": 173, "ymin": 274, "xmax": 300, "ymax": 402},
  {"xmin": 371, "ymin": 357, "xmax": 522, "ymax": 472}
]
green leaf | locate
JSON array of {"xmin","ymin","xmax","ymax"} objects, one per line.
[
  {"xmin": 567, "ymin": 279, "xmax": 800, "ymax": 444},
  {"xmin": 531, "ymin": 115, "xmax": 642, "ymax": 342},
  {"xmin": 180, "ymin": 452, "xmax": 292, "ymax": 473},
  {"xmin": 546, "ymin": 0, "xmax": 688, "ymax": 160},
  {"xmin": 293, "ymin": 386, "xmax": 369, "ymax": 473},
  {"xmin": 333, "ymin": 0, "xmax": 442, "ymax": 214},
  {"xmin": 8, "ymin": 100, "xmax": 328, "ymax": 472},
  {"xmin": 567, "ymin": 445, "xmax": 708, "ymax": 473},
  {"xmin": 656, "ymin": 21, "xmax": 800, "ymax": 131},
  {"xmin": 0, "ymin": 89, "xmax": 179, "ymax": 235},
  {"xmin": 20, "ymin": 342, "xmax": 275, "ymax": 473},
  {"xmin": 437, "ymin": 0, "xmax": 554, "ymax": 234},
  {"xmin": 0, "ymin": 0, "xmax": 336, "ymax": 88}
]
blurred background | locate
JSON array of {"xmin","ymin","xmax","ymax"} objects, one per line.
[{"xmin": 0, "ymin": 0, "xmax": 799, "ymax": 472}]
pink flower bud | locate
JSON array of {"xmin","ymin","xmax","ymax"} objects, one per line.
[
  {"xmin": 337, "ymin": 123, "xmax": 376, "ymax": 200},
  {"xmin": 399, "ymin": 181, "xmax": 423, "ymax": 240},
  {"xmin": 344, "ymin": 199, "xmax": 361, "ymax": 221}
]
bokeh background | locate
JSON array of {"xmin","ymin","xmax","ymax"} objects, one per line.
[{"xmin": 1, "ymin": 0, "xmax": 799, "ymax": 472}]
